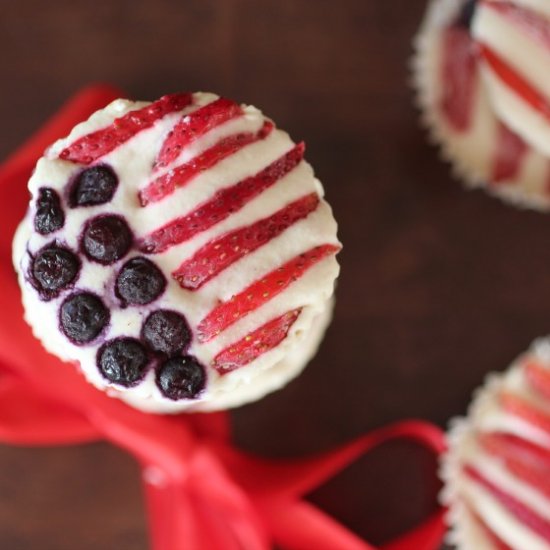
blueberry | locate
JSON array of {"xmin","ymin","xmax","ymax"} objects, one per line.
[
  {"xmin": 70, "ymin": 165, "xmax": 118, "ymax": 207},
  {"xmin": 456, "ymin": 0, "xmax": 477, "ymax": 30},
  {"xmin": 31, "ymin": 245, "xmax": 80, "ymax": 298},
  {"xmin": 60, "ymin": 292, "xmax": 109, "ymax": 344},
  {"xmin": 34, "ymin": 188, "xmax": 64, "ymax": 235},
  {"xmin": 156, "ymin": 355, "xmax": 205, "ymax": 400},
  {"xmin": 97, "ymin": 338, "xmax": 148, "ymax": 386},
  {"xmin": 142, "ymin": 310, "xmax": 191, "ymax": 356},
  {"xmin": 81, "ymin": 214, "xmax": 132, "ymax": 264},
  {"xmin": 115, "ymin": 257, "xmax": 166, "ymax": 306}
]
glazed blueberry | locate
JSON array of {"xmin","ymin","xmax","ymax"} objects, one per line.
[
  {"xmin": 69, "ymin": 165, "xmax": 118, "ymax": 207},
  {"xmin": 32, "ymin": 245, "xmax": 79, "ymax": 297},
  {"xmin": 456, "ymin": 0, "xmax": 477, "ymax": 30},
  {"xmin": 142, "ymin": 310, "xmax": 191, "ymax": 356},
  {"xmin": 60, "ymin": 292, "xmax": 109, "ymax": 344},
  {"xmin": 34, "ymin": 188, "xmax": 65, "ymax": 235},
  {"xmin": 81, "ymin": 214, "xmax": 132, "ymax": 264},
  {"xmin": 115, "ymin": 257, "xmax": 166, "ymax": 306},
  {"xmin": 98, "ymin": 338, "xmax": 148, "ymax": 386},
  {"xmin": 156, "ymin": 355, "xmax": 206, "ymax": 400}
]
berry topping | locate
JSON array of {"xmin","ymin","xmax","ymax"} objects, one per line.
[
  {"xmin": 142, "ymin": 310, "xmax": 191, "ymax": 356},
  {"xmin": 139, "ymin": 120, "xmax": 274, "ymax": 206},
  {"xmin": 156, "ymin": 356, "xmax": 205, "ymax": 400},
  {"xmin": 115, "ymin": 256, "xmax": 166, "ymax": 306},
  {"xmin": 172, "ymin": 193, "xmax": 320, "ymax": 290},
  {"xmin": 139, "ymin": 142, "xmax": 305, "ymax": 254},
  {"xmin": 31, "ymin": 245, "xmax": 80, "ymax": 298},
  {"xmin": 440, "ymin": 26, "xmax": 478, "ymax": 132},
  {"xmin": 97, "ymin": 337, "xmax": 149, "ymax": 387},
  {"xmin": 464, "ymin": 465, "xmax": 550, "ymax": 543},
  {"xmin": 60, "ymin": 292, "xmax": 109, "ymax": 344},
  {"xmin": 491, "ymin": 123, "xmax": 528, "ymax": 183},
  {"xmin": 59, "ymin": 93, "xmax": 193, "ymax": 165},
  {"xmin": 213, "ymin": 309, "xmax": 301, "ymax": 374},
  {"xmin": 81, "ymin": 214, "xmax": 132, "ymax": 264},
  {"xmin": 34, "ymin": 188, "xmax": 65, "ymax": 235},
  {"xmin": 198, "ymin": 244, "xmax": 339, "ymax": 342},
  {"xmin": 69, "ymin": 165, "xmax": 118, "ymax": 207},
  {"xmin": 154, "ymin": 97, "xmax": 243, "ymax": 171},
  {"xmin": 456, "ymin": 0, "xmax": 477, "ymax": 30}
]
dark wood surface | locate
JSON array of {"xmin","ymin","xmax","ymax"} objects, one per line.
[{"xmin": 2, "ymin": 1, "xmax": 548, "ymax": 548}]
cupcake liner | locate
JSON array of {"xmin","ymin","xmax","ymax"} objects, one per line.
[
  {"xmin": 441, "ymin": 337, "xmax": 550, "ymax": 549},
  {"xmin": 412, "ymin": 0, "xmax": 550, "ymax": 211}
]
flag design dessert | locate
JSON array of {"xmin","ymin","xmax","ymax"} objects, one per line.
[
  {"xmin": 414, "ymin": 0, "xmax": 550, "ymax": 209},
  {"xmin": 12, "ymin": 92, "xmax": 340, "ymax": 413},
  {"xmin": 443, "ymin": 338, "xmax": 550, "ymax": 549}
]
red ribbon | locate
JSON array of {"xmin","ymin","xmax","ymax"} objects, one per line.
[{"xmin": 0, "ymin": 85, "xmax": 447, "ymax": 550}]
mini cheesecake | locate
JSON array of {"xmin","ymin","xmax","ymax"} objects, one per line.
[
  {"xmin": 414, "ymin": 0, "xmax": 550, "ymax": 209},
  {"xmin": 13, "ymin": 92, "xmax": 340, "ymax": 413},
  {"xmin": 443, "ymin": 338, "xmax": 550, "ymax": 549}
]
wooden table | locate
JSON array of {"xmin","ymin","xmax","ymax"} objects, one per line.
[{"xmin": 2, "ymin": 1, "xmax": 547, "ymax": 547}]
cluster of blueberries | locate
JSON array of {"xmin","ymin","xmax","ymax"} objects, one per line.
[{"xmin": 29, "ymin": 165, "xmax": 205, "ymax": 400}]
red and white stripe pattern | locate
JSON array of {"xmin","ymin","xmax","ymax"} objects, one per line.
[
  {"xmin": 416, "ymin": 0, "xmax": 550, "ymax": 209},
  {"xmin": 53, "ymin": 91, "xmax": 339, "ymax": 407},
  {"xmin": 444, "ymin": 339, "xmax": 550, "ymax": 549}
]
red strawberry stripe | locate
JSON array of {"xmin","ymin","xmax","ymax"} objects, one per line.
[
  {"xmin": 138, "ymin": 142, "xmax": 305, "ymax": 254},
  {"xmin": 212, "ymin": 309, "xmax": 301, "ymax": 374},
  {"xmin": 172, "ymin": 193, "xmax": 320, "ymax": 291},
  {"xmin": 500, "ymin": 392, "xmax": 550, "ymax": 435},
  {"xmin": 480, "ymin": 432, "xmax": 550, "ymax": 469},
  {"xmin": 440, "ymin": 27, "xmax": 478, "ymax": 132},
  {"xmin": 154, "ymin": 97, "xmax": 243, "ymax": 171},
  {"xmin": 139, "ymin": 120, "xmax": 274, "ymax": 206},
  {"xmin": 526, "ymin": 361, "xmax": 550, "ymax": 400},
  {"xmin": 479, "ymin": 433, "xmax": 550, "ymax": 499},
  {"xmin": 59, "ymin": 93, "xmax": 193, "ymax": 164},
  {"xmin": 464, "ymin": 464, "xmax": 550, "ymax": 542},
  {"xmin": 467, "ymin": 504, "xmax": 514, "ymax": 550},
  {"xmin": 197, "ymin": 243, "xmax": 339, "ymax": 343},
  {"xmin": 492, "ymin": 122, "xmax": 528, "ymax": 184},
  {"xmin": 479, "ymin": 43, "xmax": 550, "ymax": 122}
]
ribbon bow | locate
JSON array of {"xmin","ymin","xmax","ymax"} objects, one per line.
[{"xmin": 0, "ymin": 85, "xmax": 447, "ymax": 550}]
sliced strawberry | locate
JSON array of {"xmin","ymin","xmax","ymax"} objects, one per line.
[
  {"xmin": 59, "ymin": 93, "xmax": 193, "ymax": 164},
  {"xmin": 479, "ymin": 43, "xmax": 550, "ymax": 123},
  {"xmin": 154, "ymin": 97, "xmax": 243, "ymax": 171},
  {"xmin": 500, "ymin": 392, "xmax": 550, "ymax": 435},
  {"xmin": 139, "ymin": 121, "xmax": 274, "ymax": 206},
  {"xmin": 464, "ymin": 464, "xmax": 550, "ymax": 542},
  {"xmin": 138, "ymin": 142, "xmax": 305, "ymax": 254},
  {"xmin": 479, "ymin": 432, "xmax": 550, "ymax": 499},
  {"xmin": 197, "ymin": 243, "xmax": 339, "ymax": 343},
  {"xmin": 439, "ymin": 27, "xmax": 478, "ymax": 132},
  {"xmin": 466, "ymin": 503, "xmax": 513, "ymax": 550},
  {"xmin": 525, "ymin": 361, "xmax": 550, "ymax": 400},
  {"xmin": 212, "ymin": 309, "xmax": 301, "ymax": 374},
  {"xmin": 172, "ymin": 193, "xmax": 320, "ymax": 291},
  {"xmin": 491, "ymin": 122, "xmax": 528, "ymax": 183},
  {"xmin": 480, "ymin": 432, "xmax": 550, "ymax": 468}
]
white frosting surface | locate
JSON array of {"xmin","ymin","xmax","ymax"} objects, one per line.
[
  {"xmin": 12, "ymin": 93, "xmax": 340, "ymax": 413},
  {"xmin": 443, "ymin": 338, "xmax": 550, "ymax": 549}
]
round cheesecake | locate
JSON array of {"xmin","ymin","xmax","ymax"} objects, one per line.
[
  {"xmin": 443, "ymin": 338, "xmax": 550, "ymax": 549},
  {"xmin": 12, "ymin": 92, "xmax": 340, "ymax": 413},
  {"xmin": 414, "ymin": 0, "xmax": 550, "ymax": 209}
]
